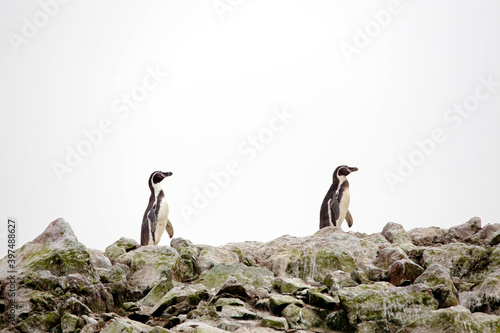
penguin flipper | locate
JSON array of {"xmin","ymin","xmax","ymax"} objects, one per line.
[
  {"xmin": 346, "ymin": 210, "xmax": 354, "ymax": 228},
  {"xmin": 140, "ymin": 218, "xmax": 150, "ymax": 246},
  {"xmin": 166, "ymin": 219, "xmax": 174, "ymax": 238},
  {"xmin": 148, "ymin": 207, "xmax": 157, "ymax": 243},
  {"xmin": 329, "ymin": 198, "xmax": 340, "ymax": 227}
]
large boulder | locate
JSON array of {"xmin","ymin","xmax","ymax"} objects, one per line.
[
  {"xmin": 336, "ymin": 282, "xmax": 439, "ymax": 331},
  {"xmin": 0, "ymin": 218, "xmax": 98, "ymax": 282},
  {"xmin": 113, "ymin": 245, "xmax": 182, "ymax": 293},
  {"xmin": 198, "ymin": 263, "xmax": 274, "ymax": 290},
  {"xmin": 400, "ymin": 305, "xmax": 500, "ymax": 333}
]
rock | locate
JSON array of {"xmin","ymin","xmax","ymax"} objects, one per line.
[
  {"xmin": 491, "ymin": 230, "xmax": 500, "ymax": 246},
  {"xmin": 324, "ymin": 270, "xmax": 357, "ymax": 291},
  {"xmin": 196, "ymin": 245, "xmax": 239, "ymax": 273},
  {"xmin": 467, "ymin": 223, "xmax": 500, "ymax": 245},
  {"xmin": 337, "ymin": 282, "xmax": 439, "ymax": 331},
  {"xmin": 400, "ymin": 305, "xmax": 500, "ymax": 333},
  {"xmin": 414, "ymin": 263, "xmax": 459, "ymax": 308},
  {"xmin": 446, "ymin": 217, "xmax": 482, "ymax": 243},
  {"xmin": 306, "ymin": 290, "xmax": 340, "ymax": 310},
  {"xmin": 114, "ymin": 245, "xmax": 182, "ymax": 293},
  {"xmin": 421, "ymin": 243, "xmax": 489, "ymax": 285},
  {"xmin": 272, "ymin": 277, "xmax": 310, "ymax": 295},
  {"xmin": 199, "ymin": 263, "xmax": 274, "ymax": 290},
  {"xmin": 171, "ymin": 238, "xmax": 199, "ymax": 282},
  {"xmin": 101, "ymin": 317, "xmax": 169, "ymax": 333},
  {"xmin": 61, "ymin": 313, "xmax": 81, "ymax": 333},
  {"xmin": 261, "ymin": 316, "xmax": 288, "ymax": 330},
  {"xmin": 252, "ymin": 233, "xmax": 358, "ymax": 282},
  {"xmin": 382, "ymin": 222, "xmax": 413, "ymax": 245},
  {"xmin": 138, "ymin": 275, "xmax": 175, "ymax": 310},
  {"xmin": 472, "ymin": 272, "xmax": 500, "ymax": 315},
  {"xmin": 104, "ymin": 237, "xmax": 139, "ymax": 262},
  {"xmin": 151, "ymin": 284, "xmax": 210, "ymax": 317},
  {"xmin": 281, "ymin": 303, "xmax": 327, "ymax": 330},
  {"xmin": 326, "ymin": 310, "xmax": 353, "ymax": 332},
  {"xmin": 0, "ymin": 218, "xmax": 98, "ymax": 282},
  {"xmin": 58, "ymin": 297, "xmax": 92, "ymax": 316},
  {"xmin": 88, "ymin": 248, "xmax": 112, "ymax": 269},
  {"xmin": 408, "ymin": 226, "xmax": 447, "ymax": 246},
  {"xmin": 373, "ymin": 247, "xmax": 409, "ymax": 270},
  {"xmin": 268, "ymin": 295, "xmax": 304, "ymax": 316},
  {"xmin": 213, "ymin": 298, "xmax": 246, "ymax": 308},
  {"xmin": 362, "ymin": 264, "xmax": 388, "ymax": 282},
  {"xmin": 387, "ymin": 259, "xmax": 424, "ymax": 286},
  {"xmin": 17, "ymin": 311, "xmax": 61, "ymax": 333},
  {"xmin": 218, "ymin": 305, "xmax": 257, "ymax": 320},
  {"xmin": 215, "ymin": 276, "xmax": 249, "ymax": 300}
]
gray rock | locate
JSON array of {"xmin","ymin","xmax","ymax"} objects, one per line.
[
  {"xmin": 421, "ymin": 243, "xmax": 489, "ymax": 285},
  {"xmin": 218, "ymin": 305, "xmax": 257, "ymax": 320},
  {"xmin": 281, "ymin": 303, "xmax": 327, "ymax": 330},
  {"xmin": 104, "ymin": 237, "xmax": 139, "ymax": 262},
  {"xmin": 373, "ymin": 247, "xmax": 409, "ymax": 270},
  {"xmin": 382, "ymin": 222, "xmax": 413, "ymax": 245},
  {"xmin": 269, "ymin": 295, "xmax": 304, "ymax": 316},
  {"xmin": 414, "ymin": 263, "xmax": 459, "ymax": 308},
  {"xmin": 138, "ymin": 276, "xmax": 175, "ymax": 309},
  {"xmin": 197, "ymin": 245, "xmax": 239, "ymax": 273},
  {"xmin": 400, "ymin": 305, "xmax": 500, "ymax": 333},
  {"xmin": 171, "ymin": 238, "xmax": 199, "ymax": 282},
  {"xmin": 88, "ymin": 248, "xmax": 112, "ymax": 269},
  {"xmin": 324, "ymin": 270, "xmax": 357, "ymax": 291},
  {"xmin": 61, "ymin": 313, "xmax": 81, "ymax": 333},
  {"xmin": 362, "ymin": 264, "xmax": 388, "ymax": 282},
  {"xmin": 17, "ymin": 311, "xmax": 61, "ymax": 333},
  {"xmin": 215, "ymin": 276, "xmax": 249, "ymax": 300},
  {"xmin": 198, "ymin": 263, "xmax": 274, "ymax": 290},
  {"xmin": 261, "ymin": 316, "xmax": 288, "ymax": 330},
  {"xmin": 101, "ymin": 316, "xmax": 169, "ymax": 333},
  {"xmin": 306, "ymin": 290, "xmax": 340, "ymax": 310},
  {"xmin": 446, "ymin": 217, "xmax": 482, "ymax": 243},
  {"xmin": 272, "ymin": 277, "xmax": 310, "ymax": 295},
  {"xmin": 473, "ymin": 272, "xmax": 500, "ymax": 315},
  {"xmin": 337, "ymin": 282, "xmax": 439, "ymax": 330},
  {"xmin": 491, "ymin": 230, "xmax": 500, "ymax": 246},
  {"xmin": 387, "ymin": 259, "xmax": 424, "ymax": 286},
  {"xmin": 408, "ymin": 226, "xmax": 447, "ymax": 246},
  {"xmin": 59, "ymin": 297, "xmax": 92, "ymax": 316},
  {"xmin": 151, "ymin": 284, "xmax": 210, "ymax": 317},
  {"xmin": 114, "ymin": 245, "xmax": 182, "ymax": 293},
  {"xmin": 0, "ymin": 218, "xmax": 98, "ymax": 282}
]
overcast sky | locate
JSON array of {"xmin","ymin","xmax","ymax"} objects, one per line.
[{"xmin": 1, "ymin": 1, "xmax": 499, "ymax": 257}]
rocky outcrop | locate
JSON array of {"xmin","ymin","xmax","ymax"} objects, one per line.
[{"xmin": 1, "ymin": 216, "xmax": 500, "ymax": 332}]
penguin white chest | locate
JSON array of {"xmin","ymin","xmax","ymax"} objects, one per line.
[
  {"xmin": 337, "ymin": 187, "xmax": 350, "ymax": 227},
  {"xmin": 153, "ymin": 199, "xmax": 169, "ymax": 245}
]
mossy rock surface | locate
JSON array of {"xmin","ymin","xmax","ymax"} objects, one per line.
[
  {"xmin": 198, "ymin": 262, "xmax": 274, "ymax": 289},
  {"xmin": 421, "ymin": 243, "xmax": 489, "ymax": 284},
  {"xmin": 337, "ymin": 282, "xmax": 439, "ymax": 330},
  {"xmin": 400, "ymin": 305, "xmax": 500, "ymax": 333}
]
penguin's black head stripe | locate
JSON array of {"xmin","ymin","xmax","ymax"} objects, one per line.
[{"xmin": 150, "ymin": 171, "xmax": 173, "ymax": 184}]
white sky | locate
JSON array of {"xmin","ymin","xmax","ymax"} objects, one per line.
[{"xmin": 1, "ymin": 1, "xmax": 500, "ymax": 258}]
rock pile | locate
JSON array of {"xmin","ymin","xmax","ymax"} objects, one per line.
[{"xmin": 1, "ymin": 217, "xmax": 500, "ymax": 332}]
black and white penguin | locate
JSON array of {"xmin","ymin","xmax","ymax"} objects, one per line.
[
  {"xmin": 141, "ymin": 171, "xmax": 174, "ymax": 246},
  {"xmin": 319, "ymin": 165, "xmax": 358, "ymax": 229}
]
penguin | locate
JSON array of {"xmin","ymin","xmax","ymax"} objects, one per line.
[
  {"xmin": 319, "ymin": 165, "xmax": 358, "ymax": 230},
  {"xmin": 141, "ymin": 171, "xmax": 174, "ymax": 246}
]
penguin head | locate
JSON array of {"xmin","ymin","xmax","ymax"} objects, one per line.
[
  {"xmin": 334, "ymin": 165, "xmax": 358, "ymax": 180},
  {"xmin": 149, "ymin": 171, "xmax": 173, "ymax": 192}
]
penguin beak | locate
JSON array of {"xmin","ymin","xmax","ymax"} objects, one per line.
[
  {"xmin": 348, "ymin": 167, "xmax": 358, "ymax": 173},
  {"xmin": 162, "ymin": 172, "xmax": 173, "ymax": 178}
]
